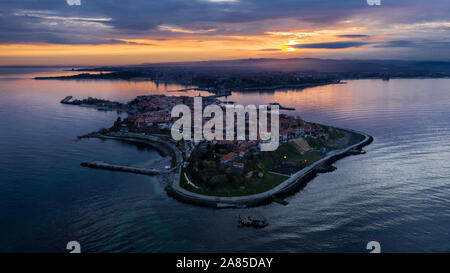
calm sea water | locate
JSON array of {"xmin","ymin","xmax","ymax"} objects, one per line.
[{"xmin": 1, "ymin": 68, "xmax": 450, "ymax": 252}]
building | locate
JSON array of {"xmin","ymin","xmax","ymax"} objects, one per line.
[{"xmin": 220, "ymin": 152, "xmax": 237, "ymax": 164}]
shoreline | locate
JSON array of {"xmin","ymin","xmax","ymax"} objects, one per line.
[
  {"xmin": 166, "ymin": 128, "xmax": 373, "ymax": 208},
  {"xmin": 39, "ymin": 73, "xmax": 340, "ymax": 95},
  {"xmin": 239, "ymin": 80, "xmax": 341, "ymax": 91},
  {"xmin": 85, "ymin": 129, "xmax": 373, "ymax": 208}
]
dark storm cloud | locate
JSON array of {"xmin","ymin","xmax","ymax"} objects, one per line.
[
  {"xmin": 0, "ymin": 0, "xmax": 448, "ymax": 45},
  {"xmin": 337, "ymin": 34, "xmax": 370, "ymax": 38},
  {"xmin": 373, "ymin": 40, "xmax": 416, "ymax": 48},
  {"xmin": 373, "ymin": 39, "xmax": 450, "ymax": 49},
  {"xmin": 294, "ymin": 41, "xmax": 369, "ymax": 49},
  {"xmin": 294, "ymin": 39, "xmax": 450, "ymax": 50}
]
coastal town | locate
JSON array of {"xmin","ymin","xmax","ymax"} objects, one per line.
[
  {"xmin": 41, "ymin": 58, "xmax": 450, "ymax": 89},
  {"xmin": 69, "ymin": 93, "xmax": 366, "ymax": 198}
]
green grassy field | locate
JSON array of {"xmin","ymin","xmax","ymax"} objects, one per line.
[
  {"xmin": 180, "ymin": 168, "xmax": 287, "ymax": 197},
  {"xmin": 180, "ymin": 141, "xmax": 324, "ymax": 197}
]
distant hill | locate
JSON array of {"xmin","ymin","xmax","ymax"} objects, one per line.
[{"xmin": 38, "ymin": 58, "xmax": 450, "ymax": 89}]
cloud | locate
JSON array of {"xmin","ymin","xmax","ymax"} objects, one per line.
[
  {"xmin": 158, "ymin": 25, "xmax": 216, "ymax": 34},
  {"xmin": 2, "ymin": 1, "xmax": 448, "ymax": 37},
  {"xmin": 105, "ymin": 39, "xmax": 154, "ymax": 45},
  {"xmin": 373, "ymin": 40, "xmax": 416, "ymax": 48},
  {"xmin": 337, "ymin": 34, "xmax": 370, "ymax": 38},
  {"xmin": 206, "ymin": 0, "xmax": 238, "ymax": 2},
  {"xmin": 294, "ymin": 41, "xmax": 369, "ymax": 49},
  {"xmin": 0, "ymin": 0, "xmax": 449, "ymax": 60},
  {"xmin": 12, "ymin": 10, "xmax": 111, "ymax": 22},
  {"xmin": 372, "ymin": 39, "xmax": 450, "ymax": 49},
  {"xmin": 259, "ymin": 48, "xmax": 281, "ymax": 51}
]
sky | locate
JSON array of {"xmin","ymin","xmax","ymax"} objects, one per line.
[{"xmin": 0, "ymin": 0, "xmax": 449, "ymax": 65}]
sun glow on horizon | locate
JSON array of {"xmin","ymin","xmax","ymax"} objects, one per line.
[{"xmin": 282, "ymin": 40, "xmax": 300, "ymax": 52}]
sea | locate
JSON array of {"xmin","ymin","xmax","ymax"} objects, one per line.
[{"xmin": 1, "ymin": 67, "xmax": 449, "ymax": 252}]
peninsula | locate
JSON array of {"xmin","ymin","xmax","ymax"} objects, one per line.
[
  {"xmin": 67, "ymin": 93, "xmax": 373, "ymax": 208},
  {"xmin": 38, "ymin": 58, "xmax": 450, "ymax": 92}
]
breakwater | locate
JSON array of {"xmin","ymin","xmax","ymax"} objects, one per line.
[
  {"xmin": 81, "ymin": 161, "xmax": 169, "ymax": 175},
  {"xmin": 79, "ymin": 132, "xmax": 182, "ymax": 175}
]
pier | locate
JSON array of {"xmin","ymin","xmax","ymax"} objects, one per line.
[{"xmin": 167, "ymin": 87, "xmax": 232, "ymax": 98}]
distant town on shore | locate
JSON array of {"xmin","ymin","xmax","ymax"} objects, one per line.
[{"xmin": 37, "ymin": 58, "xmax": 450, "ymax": 93}]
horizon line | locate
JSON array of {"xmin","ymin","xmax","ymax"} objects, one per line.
[{"xmin": 2, "ymin": 57, "xmax": 450, "ymax": 68}]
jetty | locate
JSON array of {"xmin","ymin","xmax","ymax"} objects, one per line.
[
  {"xmin": 269, "ymin": 102, "xmax": 295, "ymax": 111},
  {"xmin": 79, "ymin": 132, "xmax": 182, "ymax": 177},
  {"xmin": 60, "ymin": 96, "xmax": 73, "ymax": 104},
  {"xmin": 167, "ymin": 87, "xmax": 231, "ymax": 98},
  {"xmin": 167, "ymin": 87, "xmax": 216, "ymax": 93},
  {"xmin": 80, "ymin": 161, "xmax": 171, "ymax": 175}
]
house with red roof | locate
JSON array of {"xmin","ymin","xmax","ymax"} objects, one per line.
[{"xmin": 220, "ymin": 152, "xmax": 237, "ymax": 163}]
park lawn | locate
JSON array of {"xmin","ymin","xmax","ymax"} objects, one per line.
[
  {"xmin": 180, "ymin": 166, "xmax": 288, "ymax": 197},
  {"xmin": 255, "ymin": 142, "xmax": 325, "ymax": 167}
]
